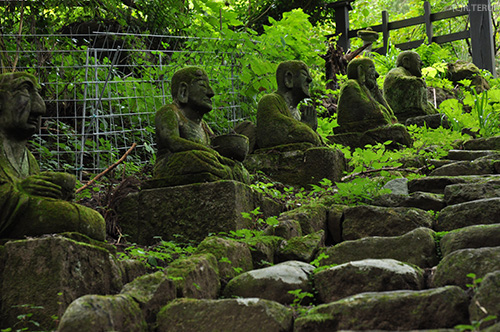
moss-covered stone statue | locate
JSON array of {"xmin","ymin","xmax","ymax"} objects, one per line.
[
  {"xmin": 256, "ymin": 60, "xmax": 322, "ymax": 149},
  {"xmin": 0, "ymin": 72, "xmax": 105, "ymax": 241},
  {"xmin": 152, "ymin": 66, "xmax": 249, "ymax": 186},
  {"xmin": 244, "ymin": 61, "xmax": 346, "ymax": 188},
  {"xmin": 336, "ymin": 57, "xmax": 397, "ymax": 134},
  {"xmin": 383, "ymin": 51, "xmax": 438, "ymax": 122}
]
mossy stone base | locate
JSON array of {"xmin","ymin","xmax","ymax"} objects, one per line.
[
  {"xmin": 0, "ymin": 235, "xmax": 123, "ymax": 330},
  {"xmin": 328, "ymin": 124, "xmax": 412, "ymax": 149},
  {"xmin": 244, "ymin": 143, "xmax": 346, "ymax": 188},
  {"xmin": 117, "ymin": 180, "xmax": 281, "ymax": 245}
]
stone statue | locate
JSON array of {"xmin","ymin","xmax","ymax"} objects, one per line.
[
  {"xmin": 153, "ymin": 66, "xmax": 249, "ymax": 186},
  {"xmin": 383, "ymin": 51, "xmax": 438, "ymax": 122},
  {"xmin": 336, "ymin": 57, "xmax": 397, "ymax": 133},
  {"xmin": 256, "ymin": 60, "xmax": 322, "ymax": 149},
  {"xmin": 0, "ymin": 72, "xmax": 105, "ymax": 241}
]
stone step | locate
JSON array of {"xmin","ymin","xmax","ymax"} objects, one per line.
[
  {"xmin": 463, "ymin": 136, "xmax": 500, "ymax": 150},
  {"xmin": 408, "ymin": 175, "xmax": 500, "ymax": 194},
  {"xmin": 446, "ymin": 149, "xmax": 500, "ymax": 161},
  {"xmin": 436, "ymin": 197, "xmax": 500, "ymax": 232},
  {"xmin": 295, "ymin": 286, "xmax": 469, "ymax": 331},
  {"xmin": 444, "ymin": 180, "xmax": 500, "ymax": 205},
  {"xmin": 429, "ymin": 159, "xmax": 499, "ymax": 177}
]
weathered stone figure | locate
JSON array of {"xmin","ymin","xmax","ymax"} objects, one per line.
[
  {"xmin": 153, "ymin": 66, "xmax": 249, "ymax": 186},
  {"xmin": 336, "ymin": 57, "xmax": 397, "ymax": 133},
  {"xmin": 383, "ymin": 51, "xmax": 438, "ymax": 122},
  {"xmin": 0, "ymin": 72, "xmax": 105, "ymax": 240},
  {"xmin": 256, "ymin": 60, "xmax": 322, "ymax": 148}
]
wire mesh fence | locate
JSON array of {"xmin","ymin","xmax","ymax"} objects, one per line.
[{"xmin": 0, "ymin": 29, "xmax": 249, "ymax": 180}]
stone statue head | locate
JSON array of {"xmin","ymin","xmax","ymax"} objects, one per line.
[
  {"xmin": 171, "ymin": 66, "xmax": 215, "ymax": 114},
  {"xmin": 396, "ymin": 51, "xmax": 423, "ymax": 78},
  {"xmin": 347, "ymin": 58, "xmax": 379, "ymax": 89},
  {"xmin": 0, "ymin": 72, "xmax": 46, "ymax": 141},
  {"xmin": 276, "ymin": 60, "xmax": 312, "ymax": 100}
]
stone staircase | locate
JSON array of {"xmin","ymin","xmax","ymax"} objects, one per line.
[{"xmin": 2, "ymin": 137, "xmax": 500, "ymax": 331}]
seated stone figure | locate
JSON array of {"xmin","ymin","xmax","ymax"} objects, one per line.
[
  {"xmin": 336, "ymin": 57, "xmax": 397, "ymax": 133},
  {"xmin": 256, "ymin": 60, "xmax": 322, "ymax": 149},
  {"xmin": 384, "ymin": 51, "xmax": 438, "ymax": 122},
  {"xmin": 0, "ymin": 72, "xmax": 105, "ymax": 241},
  {"xmin": 153, "ymin": 66, "xmax": 249, "ymax": 186}
]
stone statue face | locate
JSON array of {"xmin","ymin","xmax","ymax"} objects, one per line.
[
  {"xmin": 364, "ymin": 63, "xmax": 380, "ymax": 89},
  {"xmin": 293, "ymin": 68, "xmax": 313, "ymax": 99},
  {"xmin": 404, "ymin": 53, "xmax": 423, "ymax": 78},
  {"xmin": 0, "ymin": 76, "xmax": 46, "ymax": 140},
  {"xmin": 187, "ymin": 74, "xmax": 215, "ymax": 114}
]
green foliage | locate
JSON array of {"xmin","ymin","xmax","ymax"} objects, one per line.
[
  {"xmin": 117, "ymin": 238, "xmax": 196, "ymax": 270},
  {"xmin": 288, "ymin": 289, "xmax": 314, "ymax": 315},
  {"xmin": 454, "ymin": 315, "xmax": 498, "ymax": 332},
  {"xmin": 333, "ymin": 177, "xmax": 391, "ymax": 206},
  {"xmin": 465, "ymin": 273, "xmax": 483, "ymax": 292}
]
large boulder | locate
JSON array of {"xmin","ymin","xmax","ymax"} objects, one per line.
[
  {"xmin": 165, "ymin": 254, "xmax": 220, "ymax": 299},
  {"xmin": 156, "ymin": 298, "xmax": 293, "ymax": 332},
  {"xmin": 432, "ymin": 247, "xmax": 500, "ymax": 289},
  {"xmin": 57, "ymin": 294, "xmax": 147, "ymax": 332},
  {"xmin": 117, "ymin": 180, "xmax": 281, "ymax": 244},
  {"xmin": 223, "ymin": 261, "xmax": 314, "ymax": 305},
  {"xmin": 0, "ymin": 235, "xmax": 123, "ymax": 330},
  {"xmin": 317, "ymin": 227, "xmax": 439, "ymax": 268},
  {"xmin": 408, "ymin": 175, "xmax": 488, "ymax": 194},
  {"xmin": 294, "ymin": 286, "xmax": 469, "ymax": 331},
  {"xmin": 436, "ymin": 198, "xmax": 500, "ymax": 231},
  {"xmin": 314, "ymin": 258, "xmax": 424, "ymax": 303},
  {"xmin": 470, "ymin": 270, "xmax": 500, "ymax": 329},
  {"xmin": 342, "ymin": 205, "xmax": 433, "ymax": 240},
  {"xmin": 440, "ymin": 224, "xmax": 500, "ymax": 257}
]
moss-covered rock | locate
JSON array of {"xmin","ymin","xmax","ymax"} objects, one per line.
[
  {"xmin": 156, "ymin": 297, "xmax": 293, "ymax": 332},
  {"xmin": 278, "ymin": 203, "xmax": 327, "ymax": 235},
  {"xmin": 326, "ymin": 204, "xmax": 346, "ymax": 244},
  {"xmin": 165, "ymin": 253, "xmax": 220, "ymax": 299},
  {"xmin": 440, "ymin": 224, "xmax": 500, "ymax": 257},
  {"xmin": 314, "ymin": 258, "xmax": 424, "ymax": 303},
  {"xmin": 436, "ymin": 198, "xmax": 500, "ymax": 231},
  {"xmin": 432, "ymin": 247, "xmax": 500, "ymax": 289},
  {"xmin": 342, "ymin": 205, "xmax": 434, "ymax": 241},
  {"xmin": 0, "ymin": 236, "xmax": 123, "ymax": 330},
  {"xmin": 408, "ymin": 175, "xmax": 495, "ymax": 194},
  {"xmin": 222, "ymin": 261, "xmax": 314, "ymax": 305},
  {"xmin": 120, "ymin": 271, "xmax": 176, "ymax": 323},
  {"xmin": 196, "ymin": 236, "xmax": 253, "ymax": 283},
  {"xmin": 264, "ymin": 218, "xmax": 302, "ymax": 239},
  {"xmin": 469, "ymin": 270, "xmax": 500, "ymax": 329},
  {"xmin": 317, "ymin": 227, "xmax": 439, "ymax": 268},
  {"xmin": 276, "ymin": 230, "xmax": 324, "ymax": 263},
  {"xmin": 57, "ymin": 294, "xmax": 147, "ymax": 332},
  {"xmin": 447, "ymin": 61, "xmax": 490, "ymax": 93},
  {"xmin": 294, "ymin": 286, "xmax": 468, "ymax": 331},
  {"xmin": 405, "ymin": 113, "xmax": 450, "ymax": 129},
  {"xmin": 247, "ymin": 235, "xmax": 283, "ymax": 268}
]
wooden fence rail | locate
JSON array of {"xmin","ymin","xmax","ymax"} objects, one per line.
[{"xmin": 328, "ymin": 0, "xmax": 497, "ymax": 77}]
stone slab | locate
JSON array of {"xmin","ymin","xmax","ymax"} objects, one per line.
[
  {"xmin": 117, "ymin": 180, "xmax": 281, "ymax": 244},
  {"xmin": 0, "ymin": 236, "xmax": 123, "ymax": 330}
]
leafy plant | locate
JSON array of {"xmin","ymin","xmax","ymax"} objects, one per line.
[{"xmin": 288, "ymin": 289, "xmax": 314, "ymax": 315}]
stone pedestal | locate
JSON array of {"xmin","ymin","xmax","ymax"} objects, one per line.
[
  {"xmin": 0, "ymin": 235, "xmax": 124, "ymax": 330},
  {"xmin": 244, "ymin": 144, "xmax": 346, "ymax": 188},
  {"xmin": 117, "ymin": 181, "xmax": 282, "ymax": 245},
  {"xmin": 328, "ymin": 124, "xmax": 412, "ymax": 150}
]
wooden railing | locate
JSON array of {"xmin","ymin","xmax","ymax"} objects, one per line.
[{"xmin": 327, "ymin": 0, "xmax": 497, "ymax": 77}]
